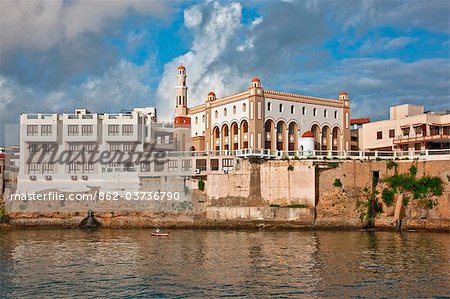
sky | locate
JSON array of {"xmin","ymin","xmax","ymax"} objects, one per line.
[{"xmin": 0, "ymin": 0, "xmax": 449, "ymax": 144}]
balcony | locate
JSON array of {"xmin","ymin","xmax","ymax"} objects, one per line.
[{"xmin": 393, "ymin": 133, "xmax": 450, "ymax": 144}]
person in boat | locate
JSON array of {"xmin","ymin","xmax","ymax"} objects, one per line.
[{"xmin": 155, "ymin": 228, "xmax": 161, "ymax": 234}]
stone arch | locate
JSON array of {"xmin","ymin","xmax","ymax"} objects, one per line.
[
  {"xmin": 212, "ymin": 126, "xmax": 220, "ymax": 151},
  {"xmin": 264, "ymin": 119, "xmax": 275, "ymax": 150},
  {"xmin": 288, "ymin": 121, "xmax": 299, "ymax": 152},
  {"xmin": 230, "ymin": 122, "xmax": 239, "ymax": 150},
  {"xmin": 332, "ymin": 126, "xmax": 342, "ymax": 151},
  {"xmin": 240, "ymin": 119, "xmax": 249, "ymax": 149},
  {"xmin": 276, "ymin": 120, "xmax": 287, "ymax": 151},
  {"xmin": 311, "ymin": 123, "xmax": 321, "ymax": 150},
  {"xmin": 321, "ymin": 125, "xmax": 332, "ymax": 150},
  {"xmin": 221, "ymin": 123, "xmax": 229, "ymax": 150}
]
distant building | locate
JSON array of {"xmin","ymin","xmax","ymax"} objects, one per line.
[
  {"xmin": 174, "ymin": 66, "xmax": 351, "ymax": 153},
  {"xmin": 350, "ymin": 118, "xmax": 370, "ymax": 150},
  {"xmin": 360, "ymin": 104, "xmax": 450, "ymax": 151}
]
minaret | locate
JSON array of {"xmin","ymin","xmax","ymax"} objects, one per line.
[
  {"xmin": 175, "ymin": 65, "xmax": 188, "ymax": 116},
  {"xmin": 174, "ymin": 65, "xmax": 191, "ymax": 151},
  {"xmin": 339, "ymin": 91, "xmax": 351, "ymax": 151}
]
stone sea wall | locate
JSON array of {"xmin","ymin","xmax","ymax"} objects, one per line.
[{"xmin": 2, "ymin": 159, "xmax": 449, "ymax": 231}]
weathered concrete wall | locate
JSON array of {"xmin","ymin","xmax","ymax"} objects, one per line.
[
  {"xmin": 315, "ymin": 159, "xmax": 450, "ymax": 229},
  {"xmin": 204, "ymin": 159, "xmax": 316, "ymax": 207},
  {"xmin": 206, "ymin": 206, "xmax": 314, "ymax": 223},
  {"xmin": 260, "ymin": 160, "xmax": 315, "ymax": 206}
]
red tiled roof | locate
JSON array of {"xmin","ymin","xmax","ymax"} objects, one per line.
[{"xmin": 350, "ymin": 118, "xmax": 370, "ymax": 125}]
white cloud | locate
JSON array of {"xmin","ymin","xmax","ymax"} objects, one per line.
[
  {"xmin": 184, "ymin": 6, "xmax": 203, "ymax": 28},
  {"xmin": 156, "ymin": 1, "xmax": 249, "ymax": 120},
  {"xmin": 359, "ymin": 36, "xmax": 417, "ymax": 54},
  {"xmin": 384, "ymin": 37, "xmax": 417, "ymax": 50},
  {"xmin": 0, "ymin": 0, "xmax": 169, "ymax": 53},
  {"xmin": 0, "ymin": 59, "xmax": 153, "ymax": 143}
]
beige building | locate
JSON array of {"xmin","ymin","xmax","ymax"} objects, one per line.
[
  {"xmin": 360, "ymin": 104, "xmax": 450, "ymax": 151},
  {"xmin": 174, "ymin": 66, "xmax": 351, "ymax": 154}
]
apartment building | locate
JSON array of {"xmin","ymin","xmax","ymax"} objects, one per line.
[
  {"xmin": 17, "ymin": 107, "xmax": 178, "ymax": 193},
  {"xmin": 360, "ymin": 104, "xmax": 450, "ymax": 151}
]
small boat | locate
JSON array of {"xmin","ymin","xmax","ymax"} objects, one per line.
[{"xmin": 151, "ymin": 232, "xmax": 170, "ymax": 237}]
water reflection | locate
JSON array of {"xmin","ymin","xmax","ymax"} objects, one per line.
[{"xmin": 0, "ymin": 230, "xmax": 448, "ymax": 298}]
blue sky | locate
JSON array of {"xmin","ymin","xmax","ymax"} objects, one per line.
[{"xmin": 0, "ymin": 0, "xmax": 449, "ymax": 144}]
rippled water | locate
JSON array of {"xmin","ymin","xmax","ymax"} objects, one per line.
[{"xmin": 0, "ymin": 229, "xmax": 448, "ymax": 298}]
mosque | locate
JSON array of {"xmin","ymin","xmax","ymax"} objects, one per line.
[{"xmin": 174, "ymin": 66, "xmax": 351, "ymax": 154}]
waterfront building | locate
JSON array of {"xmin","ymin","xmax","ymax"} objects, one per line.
[
  {"xmin": 360, "ymin": 104, "xmax": 450, "ymax": 151},
  {"xmin": 350, "ymin": 118, "xmax": 370, "ymax": 151},
  {"xmin": 174, "ymin": 66, "xmax": 351, "ymax": 153},
  {"xmin": 17, "ymin": 107, "xmax": 175, "ymax": 193}
]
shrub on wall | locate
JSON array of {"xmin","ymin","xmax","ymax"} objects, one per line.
[
  {"xmin": 0, "ymin": 206, "xmax": 9, "ymax": 223},
  {"xmin": 383, "ymin": 162, "xmax": 443, "ymax": 209},
  {"xmin": 198, "ymin": 179, "xmax": 205, "ymax": 192},
  {"xmin": 333, "ymin": 178, "xmax": 343, "ymax": 188},
  {"xmin": 287, "ymin": 165, "xmax": 294, "ymax": 171},
  {"xmin": 381, "ymin": 188, "xmax": 395, "ymax": 206}
]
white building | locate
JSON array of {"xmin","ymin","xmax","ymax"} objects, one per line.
[
  {"xmin": 17, "ymin": 107, "xmax": 174, "ymax": 193},
  {"xmin": 174, "ymin": 66, "xmax": 351, "ymax": 154},
  {"xmin": 360, "ymin": 104, "xmax": 450, "ymax": 151}
]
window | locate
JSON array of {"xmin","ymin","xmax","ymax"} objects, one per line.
[
  {"xmin": 279, "ymin": 104, "xmax": 283, "ymax": 112},
  {"xmin": 334, "ymin": 111, "xmax": 338, "ymax": 119},
  {"xmin": 122, "ymin": 125, "xmax": 133, "ymax": 136},
  {"xmin": 123, "ymin": 143, "xmax": 135, "ymax": 151},
  {"xmin": 242, "ymin": 103, "xmax": 246, "ymax": 112},
  {"xmin": 224, "ymin": 108, "xmax": 227, "ymax": 117},
  {"xmin": 68, "ymin": 125, "xmax": 79, "ymax": 136},
  {"xmin": 324, "ymin": 109, "xmax": 328, "ymax": 118},
  {"xmin": 82, "ymin": 143, "xmax": 96, "ymax": 152},
  {"xmin": 444, "ymin": 126, "xmax": 450, "ymax": 135},
  {"xmin": 210, "ymin": 159, "xmax": 219, "ymax": 171},
  {"xmin": 68, "ymin": 143, "xmax": 80, "ymax": 152},
  {"xmin": 267, "ymin": 102, "xmax": 271, "ymax": 111},
  {"xmin": 168, "ymin": 160, "xmax": 178, "ymax": 171},
  {"xmin": 82, "ymin": 125, "xmax": 93, "ymax": 136},
  {"xmin": 313, "ymin": 108, "xmax": 317, "ymax": 116},
  {"xmin": 43, "ymin": 162, "xmax": 54, "ymax": 174},
  {"xmin": 290, "ymin": 105, "xmax": 294, "ymax": 114},
  {"xmin": 215, "ymin": 110, "xmax": 218, "ymax": 119},
  {"xmin": 401, "ymin": 127, "xmax": 410, "ymax": 136},
  {"xmin": 195, "ymin": 117, "xmax": 198, "ymax": 124},
  {"xmin": 414, "ymin": 126, "xmax": 422, "ymax": 135},
  {"xmin": 302, "ymin": 107, "xmax": 306, "ymax": 115},
  {"xmin": 29, "ymin": 144, "xmax": 39, "ymax": 153},
  {"xmin": 42, "ymin": 144, "xmax": 54, "ymax": 153},
  {"xmin": 110, "ymin": 143, "xmax": 121, "ymax": 151},
  {"xmin": 27, "ymin": 125, "xmax": 38, "ymax": 136},
  {"xmin": 377, "ymin": 131, "xmax": 383, "ymax": 140},
  {"xmin": 233, "ymin": 106, "xmax": 236, "ymax": 114},
  {"xmin": 140, "ymin": 161, "xmax": 151, "ymax": 172},
  {"xmin": 108, "ymin": 125, "xmax": 119, "ymax": 136},
  {"xmin": 415, "ymin": 143, "xmax": 421, "ymax": 150},
  {"xmin": 41, "ymin": 125, "xmax": 52, "ymax": 136},
  {"xmin": 28, "ymin": 162, "xmax": 40, "ymax": 174},
  {"xmin": 202, "ymin": 115, "xmax": 205, "ymax": 123},
  {"xmin": 83, "ymin": 162, "xmax": 94, "ymax": 173},
  {"xmin": 389, "ymin": 129, "xmax": 395, "ymax": 138},
  {"xmin": 69, "ymin": 162, "xmax": 80, "ymax": 174}
]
